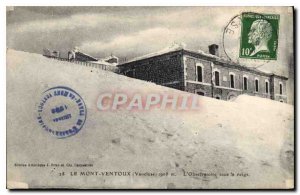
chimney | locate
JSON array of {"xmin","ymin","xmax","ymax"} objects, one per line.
[{"xmin": 208, "ymin": 44, "xmax": 219, "ymax": 56}]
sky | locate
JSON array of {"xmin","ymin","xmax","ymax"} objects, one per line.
[
  {"xmin": 6, "ymin": 6, "xmax": 294, "ymax": 103},
  {"xmin": 7, "ymin": 7, "xmax": 229, "ymax": 60}
]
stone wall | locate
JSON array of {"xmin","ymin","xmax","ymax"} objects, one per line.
[
  {"xmin": 118, "ymin": 50, "xmax": 184, "ymax": 90},
  {"xmin": 182, "ymin": 53, "xmax": 287, "ymax": 101}
]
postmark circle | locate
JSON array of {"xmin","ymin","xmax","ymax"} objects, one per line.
[
  {"xmin": 36, "ymin": 86, "xmax": 87, "ymax": 138},
  {"xmin": 222, "ymin": 12, "xmax": 279, "ymax": 68}
]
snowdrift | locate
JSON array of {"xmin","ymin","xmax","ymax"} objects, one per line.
[{"xmin": 7, "ymin": 49, "xmax": 294, "ymax": 189}]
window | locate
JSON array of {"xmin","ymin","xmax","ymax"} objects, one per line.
[
  {"xmin": 255, "ymin": 79, "xmax": 259, "ymax": 92},
  {"xmin": 230, "ymin": 74, "xmax": 235, "ymax": 88},
  {"xmin": 280, "ymin": 83, "xmax": 283, "ymax": 95},
  {"xmin": 243, "ymin": 77, "xmax": 248, "ymax": 90},
  {"xmin": 265, "ymin": 81, "xmax": 269, "ymax": 93},
  {"xmin": 215, "ymin": 71, "xmax": 220, "ymax": 86},
  {"xmin": 197, "ymin": 66, "xmax": 203, "ymax": 82},
  {"xmin": 215, "ymin": 96, "xmax": 221, "ymax": 100},
  {"xmin": 197, "ymin": 91, "xmax": 205, "ymax": 96}
]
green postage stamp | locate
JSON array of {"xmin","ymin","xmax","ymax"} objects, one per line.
[{"xmin": 239, "ymin": 12, "xmax": 280, "ymax": 60}]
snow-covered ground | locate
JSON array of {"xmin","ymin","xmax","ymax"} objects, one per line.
[{"xmin": 7, "ymin": 49, "xmax": 294, "ymax": 189}]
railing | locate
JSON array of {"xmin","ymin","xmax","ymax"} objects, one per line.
[{"xmin": 43, "ymin": 55, "xmax": 120, "ymax": 74}]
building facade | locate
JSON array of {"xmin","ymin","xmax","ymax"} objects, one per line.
[{"xmin": 118, "ymin": 45, "xmax": 288, "ymax": 103}]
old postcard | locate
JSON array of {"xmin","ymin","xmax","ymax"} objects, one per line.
[{"xmin": 6, "ymin": 6, "xmax": 294, "ymax": 189}]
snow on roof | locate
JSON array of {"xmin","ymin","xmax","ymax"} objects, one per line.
[
  {"xmin": 76, "ymin": 51, "xmax": 98, "ymax": 61},
  {"xmin": 123, "ymin": 42, "xmax": 187, "ymax": 64},
  {"xmin": 87, "ymin": 57, "xmax": 120, "ymax": 66},
  {"xmin": 195, "ymin": 48, "xmax": 221, "ymax": 59},
  {"xmin": 96, "ymin": 55, "xmax": 119, "ymax": 65},
  {"xmin": 119, "ymin": 43, "xmax": 229, "ymax": 66},
  {"xmin": 101, "ymin": 55, "xmax": 119, "ymax": 61},
  {"xmin": 87, "ymin": 59, "xmax": 117, "ymax": 66}
]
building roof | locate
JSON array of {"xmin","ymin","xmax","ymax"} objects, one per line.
[
  {"xmin": 76, "ymin": 51, "xmax": 98, "ymax": 61},
  {"xmin": 117, "ymin": 43, "xmax": 184, "ymax": 65}
]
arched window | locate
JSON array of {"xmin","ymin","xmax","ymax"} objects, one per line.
[
  {"xmin": 243, "ymin": 75, "xmax": 248, "ymax": 90},
  {"xmin": 265, "ymin": 80, "xmax": 269, "ymax": 93},
  {"xmin": 197, "ymin": 92, "xmax": 205, "ymax": 96},
  {"xmin": 229, "ymin": 72, "xmax": 235, "ymax": 88},
  {"xmin": 215, "ymin": 71, "xmax": 220, "ymax": 86},
  {"xmin": 195, "ymin": 89, "xmax": 205, "ymax": 96},
  {"xmin": 196, "ymin": 63, "xmax": 203, "ymax": 82},
  {"xmin": 215, "ymin": 95, "xmax": 221, "ymax": 100},
  {"xmin": 279, "ymin": 83, "xmax": 283, "ymax": 95},
  {"xmin": 255, "ymin": 78, "xmax": 259, "ymax": 92}
]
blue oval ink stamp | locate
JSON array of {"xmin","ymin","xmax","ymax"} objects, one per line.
[{"xmin": 36, "ymin": 86, "xmax": 87, "ymax": 138}]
